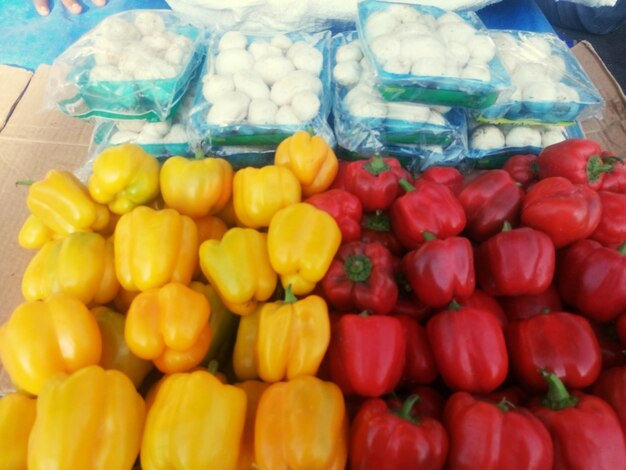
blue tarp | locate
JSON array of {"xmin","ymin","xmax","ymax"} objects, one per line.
[{"xmin": 0, "ymin": 0, "xmax": 555, "ymax": 71}]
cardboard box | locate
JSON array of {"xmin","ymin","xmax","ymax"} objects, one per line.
[{"xmin": 0, "ymin": 41, "xmax": 624, "ymax": 395}]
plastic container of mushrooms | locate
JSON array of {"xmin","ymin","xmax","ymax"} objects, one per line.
[
  {"xmin": 467, "ymin": 120, "xmax": 584, "ymax": 161},
  {"xmin": 48, "ymin": 10, "xmax": 204, "ymax": 122},
  {"xmin": 190, "ymin": 29, "xmax": 334, "ymax": 147},
  {"xmin": 475, "ymin": 31, "xmax": 603, "ymax": 124},
  {"xmin": 356, "ymin": 0, "xmax": 512, "ymax": 109},
  {"xmin": 332, "ymin": 31, "xmax": 468, "ymax": 155}
]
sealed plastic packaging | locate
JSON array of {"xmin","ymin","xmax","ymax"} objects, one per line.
[
  {"xmin": 48, "ymin": 10, "xmax": 204, "ymax": 122},
  {"xmin": 356, "ymin": 0, "xmax": 512, "ymax": 109},
  {"xmin": 332, "ymin": 31, "xmax": 468, "ymax": 153},
  {"xmin": 189, "ymin": 30, "xmax": 334, "ymax": 148},
  {"xmin": 467, "ymin": 120, "xmax": 585, "ymax": 162},
  {"xmin": 477, "ymin": 30, "xmax": 603, "ymax": 124}
]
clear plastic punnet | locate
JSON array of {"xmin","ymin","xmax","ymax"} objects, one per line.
[
  {"xmin": 467, "ymin": 119, "xmax": 585, "ymax": 161},
  {"xmin": 332, "ymin": 31, "xmax": 468, "ymax": 157},
  {"xmin": 189, "ymin": 29, "xmax": 335, "ymax": 149},
  {"xmin": 48, "ymin": 10, "xmax": 204, "ymax": 122},
  {"xmin": 356, "ymin": 0, "xmax": 512, "ymax": 109},
  {"xmin": 476, "ymin": 30, "xmax": 604, "ymax": 124}
]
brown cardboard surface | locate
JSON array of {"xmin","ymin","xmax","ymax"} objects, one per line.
[
  {"xmin": 0, "ymin": 65, "xmax": 93, "ymax": 394},
  {"xmin": 574, "ymin": 41, "xmax": 626, "ymax": 154}
]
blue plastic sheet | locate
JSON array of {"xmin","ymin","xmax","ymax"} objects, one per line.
[{"xmin": 0, "ymin": 0, "xmax": 169, "ymax": 70}]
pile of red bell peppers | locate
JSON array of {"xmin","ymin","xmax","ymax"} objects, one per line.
[{"xmin": 307, "ymin": 139, "xmax": 626, "ymax": 470}]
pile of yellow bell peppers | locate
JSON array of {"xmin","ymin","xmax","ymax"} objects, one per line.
[{"xmin": 0, "ymin": 131, "xmax": 350, "ymax": 470}]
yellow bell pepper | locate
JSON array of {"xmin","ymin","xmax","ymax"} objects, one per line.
[
  {"xmin": 194, "ymin": 215, "xmax": 229, "ymax": 280},
  {"xmin": 233, "ymin": 165, "xmax": 301, "ymax": 228},
  {"xmin": 88, "ymin": 143, "xmax": 161, "ymax": 215},
  {"xmin": 24, "ymin": 169, "xmax": 110, "ymax": 237},
  {"xmin": 233, "ymin": 289, "xmax": 330, "ymax": 382},
  {"xmin": 160, "ymin": 154, "xmax": 233, "ymax": 218},
  {"xmin": 255, "ymin": 376, "xmax": 349, "ymax": 470},
  {"xmin": 141, "ymin": 370, "xmax": 247, "ymax": 470},
  {"xmin": 125, "ymin": 282, "xmax": 212, "ymax": 373},
  {"xmin": 190, "ymin": 282, "xmax": 240, "ymax": 366},
  {"xmin": 267, "ymin": 202, "xmax": 341, "ymax": 295},
  {"xmin": 28, "ymin": 366, "xmax": 145, "ymax": 470},
  {"xmin": 217, "ymin": 198, "xmax": 244, "ymax": 228},
  {"xmin": 17, "ymin": 214, "xmax": 57, "ymax": 250},
  {"xmin": 236, "ymin": 380, "xmax": 269, "ymax": 470},
  {"xmin": 93, "ymin": 306, "xmax": 153, "ymax": 388},
  {"xmin": 115, "ymin": 206, "xmax": 198, "ymax": 291},
  {"xmin": 199, "ymin": 227, "xmax": 277, "ymax": 315},
  {"xmin": 0, "ymin": 294, "xmax": 102, "ymax": 395},
  {"xmin": 113, "ymin": 287, "xmax": 140, "ymax": 313},
  {"xmin": 22, "ymin": 232, "xmax": 119, "ymax": 305},
  {"xmin": 0, "ymin": 393, "xmax": 36, "ymax": 470},
  {"xmin": 275, "ymin": 131, "xmax": 338, "ymax": 197}
]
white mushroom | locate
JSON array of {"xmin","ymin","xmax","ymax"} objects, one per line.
[
  {"xmin": 291, "ymin": 91, "xmax": 321, "ymax": 122},
  {"xmin": 438, "ymin": 21, "xmax": 476, "ymax": 44},
  {"xmin": 371, "ymin": 34, "xmax": 401, "ymax": 63},
  {"xmin": 470, "ymin": 125, "xmax": 506, "ymax": 150},
  {"xmin": 467, "ymin": 35, "xmax": 496, "ymax": 63},
  {"xmin": 386, "ymin": 102, "xmax": 430, "ymax": 122},
  {"xmin": 411, "ymin": 57, "xmax": 448, "ymax": 77},
  {"xmin": 249, "ymin": 40, "xmax": 282, "ymax": 61},
  {"xmin": 134, "ymin": 11, "xmax": 166, "ymax": 36},
  {"xmin": 522, "ymin": 81, "xmax": 557, "ymax": 102},
  {"xmin": 336, "ymin": 43, "xmax": 363, "ymax": 63},
  {"xmin": 348, "ymin": 99, "xmax": 388, "ymax": 118},
  {"xmin": 427, "ymin": 110, "xmax": 447, "ymax": 126},
  {"xmin": 116, "ymin": 120, "xmax": 146, "ymax": 132},
  {"xmin": 162, "ymin": 123, "xmax": 187, "ymax": 143},
  {"xmin": 386, "ymin": 4, "xmax": 421, "ymax": 22},
  {"xmin": 248, "ymin": 98, "xmax": 278, "ymax": 125},
  {"xmin": 365, "ymin": 10, "xmax": 400, "ymax": 39},
  {"xmin": 547, "ymin": 55, "xmax": 567, "ymax": 81},
  {"xmin": 206, "ymin": 91, "xmax": 250, "ymax": 125},
  {"xmin": 275, "ymin": 105, "xmax": 302, "ymax": 125},
  {"xmin": 505, "ymin": 126, "xmax": 542, "ymax": 147},
  {"xmin": 233, "ymin": 71, "xmax": 270, "ymax": 100},
  {"xmin": 89, "ymin": 65, "xmax": 130, "ymax": 82},
  {"xmin": 165, "ymin": 45, "xmax": 191, "ymax": 67},
  {"xmin": 270, "ymin": 70, "xmax": 322, "ymax": 106},
  {"xmin": 554, "ymin": 83, "xmax": 580, "ymax": 102},
  {"xmin": 291, "ymin": 44, "xmax": 324, "ymax": 76},
  {"xmin": 286, "ymin": 41, "xmax": 309, "ymax": 61},
  {"xmin": 461, "ymin": 63, "xmax": 491, "ymax": 82},
  {"xmin": 215, "ymin": 49, "xmax": 255, "ymax": 76},
  {"xmin": 271, "ymin": 34, "xmax": 293, "ymax": 51},
  {"xmin": 383, "ymin": 57, "xmax": 411, "ymax": 75},
  {"xmin": 511, "ymin": 63, "xmax": 550, "ymax": 88},
  {"xmin": 542, "ymin": 127, "xmax": 567, "ymax": 147},
  {"xmin": 255, "ymin": 56, "xmax": 296, "ymax": 86},
  {"xmin": 202, "ymin": 74, "xmax": 235, "ymax": 103},
  {"xmin": 100, "ymin": 17, "xmax": 141, "ymax": 42},
  {"xmin": 134, "ymin": 59, "xmax": 177, "ymax": 80},
  {"xmin": 399, "ymin": 35, "xmax": 445, "ymax": 62},
  {"xmin": 141, "ymin": 121, "xmax": 171, "ymax": 138},
  {"xmin": 447, "ymin": 42, "xmax": 471, "ymax": 68},
  {"xmin": 333, "ymin": 60, "xmax": 362, "ymax": 86},
  {"xmin": 141, "ymin": 32, "xmax": 173, "ymax": 51},
  {"xmin": 219, "ymin": 31, "xmax": 248, "ymax": 51},
  {"xmin": 110, "ymin": 130, "xmax": 139, "ymax": 144},
  {"xmin": 93, "ymin": 37, "xmax": 124, "ymax": 66}
]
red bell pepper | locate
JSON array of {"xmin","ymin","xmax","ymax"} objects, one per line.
[
  {"xmin": 590, "ymin": 191, "xmax": 626, "ymax": 246},
  {"xmin": 497, "ymin": 284, "xmax": 562, "ymax": 321},
  {"xmin": 444, "ymin": 391, "xmax": 553, "ymax": 470},
  {"xmin": 390, "ymin": 256, "xmax": 433, "ymax": 322},
  {"xmin": 591, "ymin": 321, "xmax": 626, "ymax": 370},
  {"xmin": 426, "ymin": 303, "xmax": 508, "ymax": 393},
  {"xmin": 321, "ymin": 241, "xmax": 398, "ymax": 315},
  {"xmin": 343, "ymin": 156, "xmax": 412, "ymax": 211},
  {"xmin": 330, "ymin": 160, "xmax": 350, "ymax": 190},
  {"xmin": 617, "ymin": 312, "xmax": 626, "ymax": 346},
  {"xmin": 328, "ymin": 313, "xmax": 406, "ymax": 397},
  {"xmin": 531, "ymin": 372, "xmax": 626, "ymax": 470},
  {"xmin": 600, "ymin": 158, "xmax": 626, "ymax": 193},
  {"xmin": 395, "ymin": 315, "xmax": 438, "ymax": 385},
  {"xmin": 402, "ymin": 234, "xmax": 475, "ymax": 308},
  {"xmin": 536, "ymin": 138, "xmax": 613, "ymax": 190},
  {"xmin": 456, "ymin": 289, "xmax": 507, "ymax": 330},
  {"xmin": 557, "ymin": 239, "xmax": 626, "ymax": 323},
  {"xmin": 360, "ymin": 211, "xmax": 405, "ymax": 256},
  {"xmin": 476, "ymin": 223, "xmax": 555, "ymax": 296},
  {"xmin": 390, "ymin": 179, "xmax": 466, "ymax": 250},
  {"xmin": 350, "ymin": 395, "xmax": 448, "ymax": 470},
  {"xmin": 457, "ymin": 169, "xmax": 525, "ymax": 242},
  {"xmin": 521, "ymin": 176, "xmax": 602, "ymax": 248},
  {"xmin": 507, "ymin": 310, "xmax": 602, "ymax": 391},
  {"xmin": 592, "ymin": 366, "xmax": 626, "ymax": 432},
  {"xmin": 419, "ymin": 166, "xmax": 464, "ymax": 195},
  {"xmin": 503, "ymin": 154, "xmax": 538, "ymax": 189},
  {"xmin": 305, "ymin": 189, "xmax": 363, "ymax": 243},
  {"xmin": 387, "ymin": 386, "xmax": 446, "ymax": 421}
]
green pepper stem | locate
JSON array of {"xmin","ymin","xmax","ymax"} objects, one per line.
[
  {"xmin": 395, "ymin": 394, "xmax": 421, "ymax": 424},
  {"xmin": 541, "ymin": 370, "xmax": 579, "ymax": 410},
  {"xmin": 207, "ymin": 359, "xmax": 219, "ymax": 375},
  {"xmin": 364, "ymin": 155, "xmax": 390, "ymax": 176},
  {"xmin": 284, "ymin": 286, "xmax": 297, "ymax": 304},
  {"xmin": 422, "ymin": 231, "xmax": 437, "ymax": 241},
  {"xmin": 619, "ymin": 242, "xmax": 626, "ymax": 256},
  {"xmin": 587, "ymin": 155, "xmax": 614, "ymax": 183},
  {"xmin": 502, "ymin": 221, "xmax": 512, "ymax": 232},
  {"xmin": 362, "ymin": 211, "xmax": 390, "ymax": 232},
  {"xmin": 344, "ymin": 254, "xmax": 373, "ymax": 283},
  {"xmin": 399, "ymin": 179, "xmax": 415, "ymax": 192},
  {"xmin": 448, "ymin": 299, "xmax": 462, "ymax": 311},
  {"xmin": 194, "ymin": 148, "xmax": 205, "ymax": 160},
  {"xmin": 15, "ymin": 179, "xmax": 34, "ymax": 186},
  {"xmin": 497, "ymin": 397, "xmax": 516, "ymax": 412}
]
